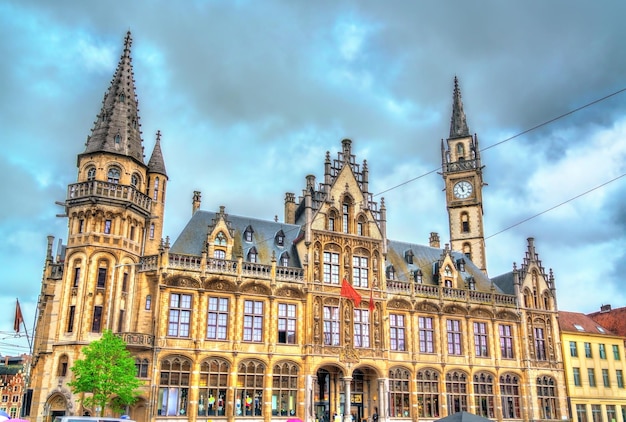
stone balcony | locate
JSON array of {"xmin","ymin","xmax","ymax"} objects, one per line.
[{"xmin": 67, "ymin": 180, "xmax": 152, "ymax": 216}]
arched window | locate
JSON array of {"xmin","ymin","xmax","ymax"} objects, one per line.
[
  {"xmin": 57, "ymin": 354, "xmax": 69, "ymax": 377},
  {"xmin": 87, "ymin": 167, "xmax": 96, "ymax": 181},
  {"xmin": 158, "ymin": 356, "xmax": 191, "ymax": 416},
  {"xmin": 473, "ymin": 372, "xmax": 495, "ymax": 418},
  {"xmin": 342, "ymin": 202, "xmax": 350, "ymax": 233},
  {"xmin": 236, "ymin": 360, "xmax": 265, "ymax": 417},
  {"xmin": 135, "ymin": 358, "xmax": 149, "ymax": 378},
  {"xmin": 500, "ymin": 374, "xmax": 521, "ymax": 419},
  {"xmin": 198, "ymin": 358, "xmax": 230, "ymax": 417},
  {"xmin": 248, "ymin": 247, "xmax": 258, "ymax": 263},
  {"xmin": 456, "ymin": 142, "xmax": 465, "ymax": 157},
  {"xmin": 446, "ymin": 371, "xmax": 468, "ymax": 414},
  {"xmin": 389, "ymin": 367, "xmax": 411, "ymax": 418},
  {"xmin": 328, "ymin": 210, "xmax": 337, "ymax": 231},
  {"xmin": 272, "ymin": 362, "xmax": 299, "ymax": 416},
  {"xmin": 386, "ymin": 265, "xmax": 396, "ymax": 281},
  {"xmin": 417, "ymin": 369, "xmax": 440, "ymax": 418},
  {"xmin": 131, "ymin": 173, "xmax": 139, "ymax": 188},
  {"xmin": 215, "ymin": 232, "xmax": 227, "ymax": 246},
  {"xmin": 107, "ymin": 167, "xmax": 121, "ymax": 184},
  {"xmin": 119, "ymin": 93, "xmax": 125, "ymax": 102},
  {"xmin": 357, "ymin": 215, "xmax": 367, "ymax": 236},
  {"xmin": 145, "ymin": 295, "xmax": 151, "ymax": 310},
  {"xmin": 537, "ymin": 376, "xmax": 558, "ymax": 420},
  {"xmin": 97, "ymin": 260, "xmax": 108, "ymax": 289},
  {"xmin": 461, "ymin": 212, "xmax": 470, "ymax": 233},
  {"xmin": 463, "ymin": 243, "xmax": 472, "ymax": 260},
  {"xmin": 275, "ymin": 230, "xmax": 285, "ymax": 246},
  {"xmin": 153, "ymin": 177, "xmax": 160, "ymax": 201},
  {"xmin": 114, "ymin": 134, "xmax": 121, "ymax": 144},
  {"xmin": 244, "ymin": 226, "xmax": 254, "ymax": 242},
  {"xmin": 279, "ymin": 252, "xmax": 290, "ymax": 267}
]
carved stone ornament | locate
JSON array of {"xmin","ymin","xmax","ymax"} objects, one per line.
[{"xmin": 339, "ymin": 345, "xmax": 360, "ymax": 364}]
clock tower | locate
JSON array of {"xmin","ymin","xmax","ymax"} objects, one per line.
[{"xmin": 441, "ymin": 77, "xmax": 487, "ymax": 273}]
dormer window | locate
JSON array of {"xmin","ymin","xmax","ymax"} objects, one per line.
[
  {"xmin": 244, "ymin": 226, "xmax": 254, "ymax": 242},
  {"xmin": 444, "ymin": 265, "xmax": 452, "ymax": 277},
  {"xmin": 107, "ymin": 167, "xmax": 121, "ymax": 184},
  {"xmin": 280, "ymin": 252, "xmax": 289, "ymax": 267},
  {"xmin": 414, "ymin": 269, "xmax": 423, "ymax": 284},
  {"xmin": 275, "ymin": 230, "xmax": 285, "ymax": 246},
  {"xmin": 467, "ymin": 277, "xmax": 475, "ymax": 290},
  {"xmin": 405, "ymin": 250, "xmax": 414, "ymax": 264},
  {"xmin": 386, "ymin": 265, "xmax": 396, "ymax": 281},
  {"xmin": 248, "ymin": 247, "xmax": 258, "ymax": 263},
  {"xmin": 215, "ymin": 231, "xmax": 227, "ymax": 246},
  {"xmin": 87, "ymin": 167, "xmax": 96, "ymax": 181},
  {"xmin": 457, "ymin": 259, "xmax": 465, "ymax": 272}
]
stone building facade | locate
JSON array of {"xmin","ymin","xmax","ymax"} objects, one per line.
[{"xmin": 29, "ymin": 32, "xmax": 569, "ymax": 422}]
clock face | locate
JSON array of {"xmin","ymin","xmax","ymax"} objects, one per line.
[{"xmin": 453, "ymin": 181, "xmax": 473, "ymax": 199}]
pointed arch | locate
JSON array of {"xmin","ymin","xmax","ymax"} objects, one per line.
[
  {"xmin": 417, "ymin": 368, "xmax": 440, "ymax": 418},
  {"xmin": 198, "ymin": 358, "xmax": 230, "ymax": 417}
]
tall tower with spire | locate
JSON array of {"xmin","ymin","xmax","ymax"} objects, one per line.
[
  {"xmin": 441, "ymin": 77, "xmax": 487, "ymax": 273},
  {"xmin": 30, "ymin": 32, "xmax": 167, "ymax": 418}
]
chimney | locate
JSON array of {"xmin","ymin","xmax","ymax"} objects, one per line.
[
  {"xmin": 600, "ymin": 304, "xmax": 612, "ymax": 312},
  {"xmin": 192, "ymin": 191, "xmax": 201, "ymax": 215},
  {"xmin": 429, "ymin": 232, "xmax": 440, "ymax": 248}
]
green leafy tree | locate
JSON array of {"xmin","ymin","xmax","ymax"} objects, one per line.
[{"xmin": 68, "ymin": 330, "xmax": 142, "ymax": 415}]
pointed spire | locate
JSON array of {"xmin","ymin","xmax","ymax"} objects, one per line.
[
  {"xmin": 83, "ymin": 31, "xmax": 145, "ymax": 163},
  {"xmin": 449, "ymin": 76, "xmax": 470, "ymax": 139},
  {"xmin": 147, "ymin": 130, "xmax": 167, "ymax": 176}
]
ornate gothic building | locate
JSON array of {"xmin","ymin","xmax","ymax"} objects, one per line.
[{"xmin": 29, "ymin": 32, "xmax": 568, "ymax": 422}]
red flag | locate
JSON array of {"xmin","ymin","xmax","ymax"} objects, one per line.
[
  {"xmin": 369, "ymin": 285, "xmax": 375, "ymax": 313},
  {"xmin": 14, "ymin": 299, "xmax": 24, "ymax": 333},
  {"xmin": 341, "ymin": 278, "xmax": 362, "ymax": 306}
]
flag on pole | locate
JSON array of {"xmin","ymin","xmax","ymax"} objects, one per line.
[
  {"xmin": 341, "ymin": 277, "xmax": 362, "ymax": 306},
  {"xmin": 14, "ymin": 299, "xmax": 24, "ymax": 333},
  {"xmin": 369, "ymin": 285, "xmax": 375, "ymax": 313}
]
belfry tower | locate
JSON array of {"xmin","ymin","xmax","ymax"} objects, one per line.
[{"xmin": 441, "ymin": 77, "xmax": 487, "ymax": 273}]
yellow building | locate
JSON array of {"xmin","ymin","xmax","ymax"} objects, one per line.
[
  {"xmin": 559, "ymin": 311, "xmax": 626, "ymax": 422},
  {"xmin": 29, "ymin": 32, "xmax": 569, "ymax": 422}
]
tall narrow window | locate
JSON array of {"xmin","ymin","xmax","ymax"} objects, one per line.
[
  {"xmin": 272, "ymin": 362, "xmax": 298, "ymax": 417},
  {"xmin": 72, "ymin": 266, "xmax": 81, "ymax": 288},
  {"xmin": 117, "ymin": 309, "xmax": 125, "ymax": 332},
  {"xmin": 97, "ymin": 265, "xmax": 107, "ymax": 288},
  {"xmin": 104, "ymin": 219, "xmax": 112, "ymax": 234},
  {"xmin": 278, "ymin": 303, "xmax": 296, "ymax": 344},
  {"xmin": 149, "ymin": 223, "xmax": 155, "ymax": 239},
  {"xmin": 145, "ymin": 295, "xmax": 152, "ymax": 310},
  {"xmin": 168, "ymin": 293, "xmax": 192, "ymax": 337},
  {"xmin": 235, "ymin": 361, "xmax": 265, "ymax": 417},
  {"xmin": 58, "ymin": 355, "xmax": 69, "ymax": 377},
  {"xmin": 67, "ymin": 306, "xmax": 75, "ymax": 333},
  {"xmin": 389, "ymin": 367, "xmax": 411, "ymax": 418},
  {"xmin": 588, "ymin": 368, "xmax": 596, "ymax": 387},
  {"xmin": 323, "ymin": 251, "xmax": 340, "ymax": 284},
  {"xmin": 614, "ymin": 344, "xmax": 621, "ymax": 360},
  {"xmin": 570, "ymin": 341, "xmax": 578, "ymax": 357},
  {"xmin": 447, "ymin": 319, "xmax": 462, "ymax": 355},
  {"xmin": 342, "ymin": 203, "xmax": 349, "ymax": 233},
  {"xmin": 537, "ymin": 376, "xmax": 558, "ymax": 420},
  {"xmin": 500, "ymin": 374, "xmax": 521, "ymax": 419},
  {"xmin": 446, "ymin": 371, "xmax": 468, "ymax": 414},
  {"xmin": 617, "ymin": 370, "xmax": 624, "ymax": 388},
  {"xmin": 352, "ymin": 256, "xmax": 369, "ymax": 287},
  {"xmin": 353, "ymin": 309, "xmax": 370, "ymax": 348},
  {"xmin": 419, "ymin": 316, "xmax": 435, "ymax": 353},
  {"xmin": 534, "ymin": 327, "xmax": 547, "ymax": 360},
  {"xmin": 602, "ymin": 369, "xmax": 610, "ymax": 387},
  {"xmin": 153, "ymin": 177, "xmax": 160, "ymax": 201},
  {"xmin": 78, "ymin": 219, "xmax": 85, "ymax": 233},
  {"xmin": 417, "ymin": 369, "xmax": 440, "ymax": 418},
  {"xmin": 584, "ymin": 342, "xmax": 592, "ymax": 358},
  {"xmin": 207, "ymin": 297, "xmax": 228, "ymax": 340},
  {"xmin": 573, "ymin": 368, "xmax": 581, "ymax": 386},
  {"xmin": 474, "ymin": 322, "xmax": 489, "ymax": 357},
  {"xmin": 390, "ymin": 314, "xmax": 406, "ymax": 351},
  {"xmin": 473, "ymin": 372, "xmax": 495, "ymax": 418},
  {"xmin": 499, "ymin": 325, "xmax": 514, "ymax": 358},
  {"xmin": 576, "ymin": 405, "xmax": 587, "ymax": 422},
  {"xmin": 198, "ymin": 358, "xmax": 229, "ymax": 417},
  {"xmin": 131, "ymin": 174, "xmax": 139, "ymax": 188},
  {"xmin": 87, "ymin": 167, "xmax": 96, "ymax": 181},
  {"xmin": 122, "ymin": 272, "xmax": 129, "ymax": 293},
  {"xmin": 158, "ymin": 357, "xmax": 191, "ymax": 416},
  {"xmin": 323, "ymin": 306, "xmax": 340, "ymax": 346},
  {"xmin": 243, "ymin": 300, "xmax": 263, "ymax": 342},
  {"xmin": 461, "ymin": 212, "xmax": 470, "ymax": 233},
  {"xmin": 599, "ymin": 344, "xmax": 606, "ymax": 359},
  {"xmin": 91, "ymin": 306, "xmax": 103, "ymax": 332}
]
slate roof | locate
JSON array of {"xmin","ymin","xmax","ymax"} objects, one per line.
[
  {"xmin": 558, "ymin": 311, "xmax": 615, "ymax": 336},
  {"xmin": 587, "ymin": 306, "xmax": 626, "ymax": 337},
  {"xmin": 491, "ymin": 271, "xmax": 515, "ymax": 295},
  {"xmin": 170, "ymin": 210, "xmax": 303, "ymax": 267}
]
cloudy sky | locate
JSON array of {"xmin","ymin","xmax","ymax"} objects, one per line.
[{"xmin": 1, "ymin": 1, "xmax": 625, "ymax": 355}]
